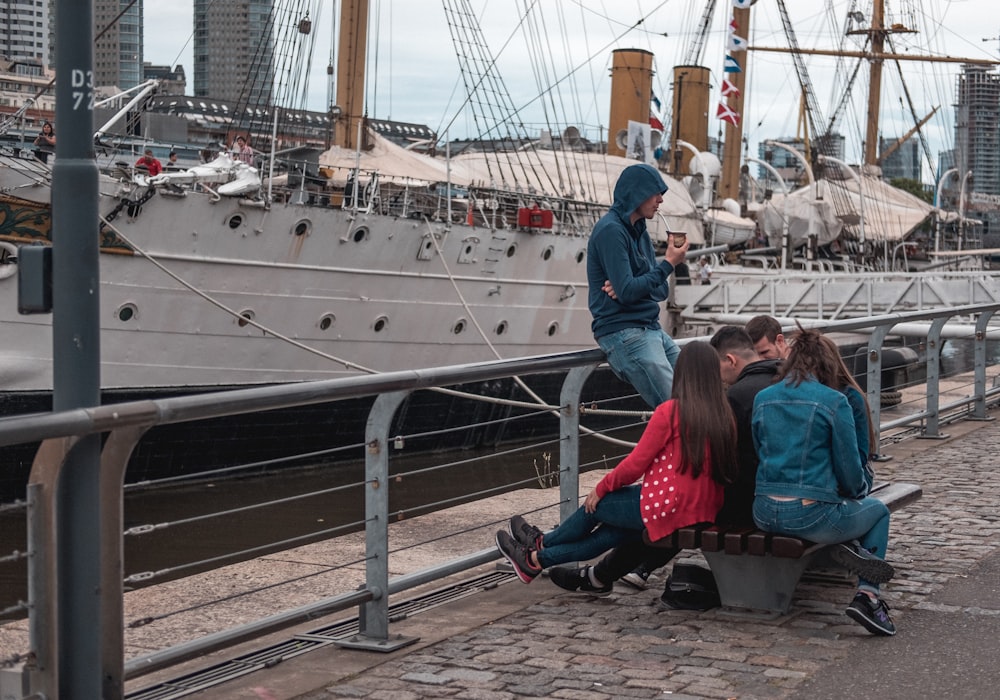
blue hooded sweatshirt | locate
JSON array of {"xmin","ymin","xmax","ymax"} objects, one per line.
[{"xmin": 587, "ymin": 163, "xmax": 673, "ymax": 339}]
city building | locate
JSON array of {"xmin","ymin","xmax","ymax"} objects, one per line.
[
  {"xmin": 193, "ymin": 0, "xmax": 274, "ymax": 106},
  {"xmin": 94, "ymin": 0, "xmax": 143, "ymax": 90},
  {"xmin": 879, "ymin": 136, "xmax": 922, "ymax": 182},
  {"xmin": 954, "ymin": 63, "xmax": 1000, "ymax": 243},
  {"xmin": 143, "ymin": 63, "xmax": 186, "ymax": 96},
  {"xmin": 0, "ymin": 0, "xmax": 50, "ymax": 69}
]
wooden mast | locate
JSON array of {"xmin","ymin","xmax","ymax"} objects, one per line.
[
  {"xmin": 333, "ymin": 0, "xmax": 369, "ymax": 150},
  {"xmin": 863, "ymin": 0, "xmax": 886, "ymax": 166},
  {"xmin": 718, "ymin": 4, "xmax": 751, "ymax": 201}
]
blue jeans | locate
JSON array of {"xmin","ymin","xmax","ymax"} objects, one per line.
[
  {"xmin": 597, "ymin": 327, "xmax": 680, "ymax": 408},
  {"xmin": 752, "ymin": 495, "xmax": 891, "ymax": 591},
  {"xmin": 537, "ymin": 485, "xmax": 645, "ymax": 569}
]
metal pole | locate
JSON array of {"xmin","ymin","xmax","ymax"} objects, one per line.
[
  {"xmin": 934, "ymin": 168, "xmax": 958, "ymax": 254},
  {"xmin": 52, "ymin": 0, "xmax": 102, "ymax": 696}
]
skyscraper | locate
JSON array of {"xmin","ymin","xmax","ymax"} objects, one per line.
[
  {"xmin": 94, "ymin": 0, "xmax": 144, "ymax": 90},
  {"xmin": 0, "ymin": 0, "xmax": 51, "ymax": 69},
  {"xmin": 193, "ymin": 0, "xmax": 274, "ymax": 106},
  {"xmin": 954, "ymin": 63, "xmax": 1000, "ymax": 242}
]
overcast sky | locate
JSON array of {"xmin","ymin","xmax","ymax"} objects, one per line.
[{"xmin": 143, "ymin": 1, "xmax": 999, "ymax": 182}]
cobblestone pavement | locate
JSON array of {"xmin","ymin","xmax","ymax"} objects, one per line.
[
  {"xmin": 274, "ymin": 416, "xmax": 1000, "ymax": 700},
  {"xmin": 161, "ymin": 416, "xmax": 1000, "ymax": 700}
]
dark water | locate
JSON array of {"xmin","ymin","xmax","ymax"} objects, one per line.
[{"xmin": 0, "ymin": 427, "xmax": 640, "ymax": 617}]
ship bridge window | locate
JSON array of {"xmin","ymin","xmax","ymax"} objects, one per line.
[
  {"xmin": 292, "ymin": 219, "xmax": 311, "ymax": 237},
  {"xmin": 116, "ymin": 303, "xmax": 137, "ymax": 322},
  {"xmin": 227, "ymin": 213, "xmax": 243, "ymax": 229}
]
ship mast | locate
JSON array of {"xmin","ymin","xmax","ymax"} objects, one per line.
[
  {"xmin": 718, "ymin": 3, "xmax": 751, "ymax": 201},
  {"xmin": 750, "ymin": 2, "xmax": 1000, "ymax": 167},
  {"xmin": 333, "ymin": 0, "xmax": 369, "ymax": 150}
]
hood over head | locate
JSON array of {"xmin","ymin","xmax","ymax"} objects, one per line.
[{"xmin": 611, "ymin": 163, "xmax": 669, "ymax": 219}]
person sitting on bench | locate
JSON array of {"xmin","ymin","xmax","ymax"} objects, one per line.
[
  {"xmin": 752, "ymin": 326, "xmax": 896, "ymax": 636},
  {"xmin": 494, "ymin": 342, "xmax": 737, "ymax": 592},
  {"xmin": 547, "ymin": 326, "xmax": 781, "ymax": 600}
]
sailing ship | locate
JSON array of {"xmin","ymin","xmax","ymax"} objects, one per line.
[
  {"xmin": 0, "ymin": 1, "xmax": 711, "ymax": 500},
  {"xmin": 0, "ymin": 1, "xmax": 998, "ymax": 499}
]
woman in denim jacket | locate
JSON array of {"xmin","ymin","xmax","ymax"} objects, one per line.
[{"xmin": 751, "ymin": 328, "xmax": 896, "ymax": 636}]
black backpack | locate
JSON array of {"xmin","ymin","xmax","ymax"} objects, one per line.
[{"xmin": 659, "ymin": 562, "xmax": 720, "ymax": 611}]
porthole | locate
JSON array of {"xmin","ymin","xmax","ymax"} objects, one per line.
[
  {"xmin": 116, "ymin": 303, "xmax": 137, "ymax": 322},
  {"xmin": 495, "ymin": 320, "xmax": 508, "ymax": 336},
  {"xmin": 547, "ymin": 321, "xmax": 559, "ymax": 337},
  {"xmin": 319, "ymin": 313, "xmax": 336, "ymax": 331},
  {"xmin": 541, "ymin": 246, "xmax": 553, "ymax": 261},
  {"xmin": 505, "ymin": 244, "xmax": 516, "ymax": 258},
  {"xmin": 575, "ymin": 249, "xmax": 586, "ymax": 264},
  {"xmin": 352, "ymin": 226, "xmax": 368, "ymax": 243},
  {"xmin": 292, "ymin": 219, "xmax": 311, "ymax": 236},
  {"xmin": 373, "ymin": 315, "xmax": 388, "ymax": 332},
  {"xmin": 237, "ymin": 309, "xmax": 254, "ymax": 327},
  {"xmin": 227, "ymin": 214, "xmax": 243, "ymax": 229},
  {"xmin": 453, "ymin": 319, "xmax": 466, "ymax": 334}
]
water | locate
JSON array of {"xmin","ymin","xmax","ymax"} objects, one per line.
[{"xmin": 0, "ymin": 428, "xmax": 639, "ymax": 617}]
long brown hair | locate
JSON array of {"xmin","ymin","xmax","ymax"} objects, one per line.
[
  {"xmin": 671, "ymin": 341, "xmax": 737, "ymax": 484},
  {"xmin": 777, "ymin": 327, "xmax": 877, "ymax": 452}
]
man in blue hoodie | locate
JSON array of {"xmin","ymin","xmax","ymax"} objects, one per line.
[{"xmin": 587, "ymin": 163, "xmax": 690, "ymax": 408}]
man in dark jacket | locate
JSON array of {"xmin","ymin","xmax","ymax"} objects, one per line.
[
  {"xmin": 710, "ymin": 325, "xmax": 781, "ymax": 526},
  {"xmin": 548, "ymin": 325, "xmax": 779, "ymax": 596},
  {"xmin": 587, "ymin": 163, "xmax": 689, "ymax": 408}
]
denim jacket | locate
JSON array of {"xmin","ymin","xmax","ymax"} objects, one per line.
[{"xmin": 752, "ymin": 376, "xmax": 867, "ymax": 502}]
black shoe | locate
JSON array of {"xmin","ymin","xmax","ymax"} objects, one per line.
[
  {"xmin": 496, "ymin": 530, "xmax": 541, "ymax": 583},
  {"xmin": 620, "ymin": 564, "xmax": 651, "ymax": 590},
  {"xmin": 509, "ymin": 514, "xmax": 544, "ymax": 549},
  {"xmin": 830, "ymin": 541, "xmax": 895, "ymax": 584},
  {"xmin": 846, "ymin": 592, "xmax": 896, "ymax": 636},
  {"xmin": 549, "ymin": 565, "xmax": 613, "ymax": 596}
]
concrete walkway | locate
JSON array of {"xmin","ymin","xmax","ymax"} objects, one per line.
[{"xmin": 130, "ymin": 415, "xmax": 1000, "ymax": 699}]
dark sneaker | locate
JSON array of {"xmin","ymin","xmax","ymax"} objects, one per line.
[
  {"xmin": 496, "ymin": 530, "xmax": 541, "ymax": 583},
  {"xmin": 620, "ymin": 564, "xmax": 651, "ymax": 590},
  {"xmin": 830, "ymin": 541, "xmax": 895, "ymax": 584},
  {"xmin": 846, "ymin": 592, "xmax": 896, "ymax": 636},
  {"xmin": 509, "ymin": 514, "xmax": 544, "ymax": 550},
  {"xmin": 549, "ymin": 565, "xmax": 613, "ymax": 596}
]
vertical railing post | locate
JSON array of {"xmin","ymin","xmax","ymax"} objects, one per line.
[
  {"xmin": 971, "ymin": 310, "xmax": 997, "ymax": 421},
  {"xmin": 867, "ymin": 323, "xmax": 891, "ymax": 461},
  {"xmin": 100, "ymin": 424, "xmax": 153, "ymax": 699},
  {"xmin": 559, "ymin": 365, "xmax": 597, "ymax": 523},
  {"xmin": 921, "ymin": 317, "xmax": 950, "ymax": 439},
  {"xmin": 24, "ymin": 437, "xmax": 82, "ymax": 698},
  {"xmin": 338, "ymin": 389, "xmax": 418, "ymax": 652}
]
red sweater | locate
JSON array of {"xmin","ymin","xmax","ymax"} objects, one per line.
[{"xmin": 594, "ymin": 399, "xmax": 724, "ymax": 542}]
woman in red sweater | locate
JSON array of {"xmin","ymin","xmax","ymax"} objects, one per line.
[{"xmin": 496, "ymin": 341, "xmax": 737, "ymax": 585}]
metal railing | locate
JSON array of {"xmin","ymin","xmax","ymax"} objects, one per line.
[{"xmin": 1, "ymin": 303, "xmax": 999, "ymax": 698}]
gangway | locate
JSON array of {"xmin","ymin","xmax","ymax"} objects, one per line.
[{"xmin": 674, "ymin": 269, "xmax": 1000, "ymax": 321}]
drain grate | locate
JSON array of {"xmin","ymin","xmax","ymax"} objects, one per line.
[{"xmin": 126, "ymin": 570, "xmax": 515, "ymax": 700}]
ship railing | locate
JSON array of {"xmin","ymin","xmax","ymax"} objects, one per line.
[{"xmin": 1, "ymin": 304, "xmax": 999, "ymax": 697}]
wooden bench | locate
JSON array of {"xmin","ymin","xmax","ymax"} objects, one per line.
[{"xmin": 646, "ymin": 482, "xmax": 922, "ymax": 616}]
